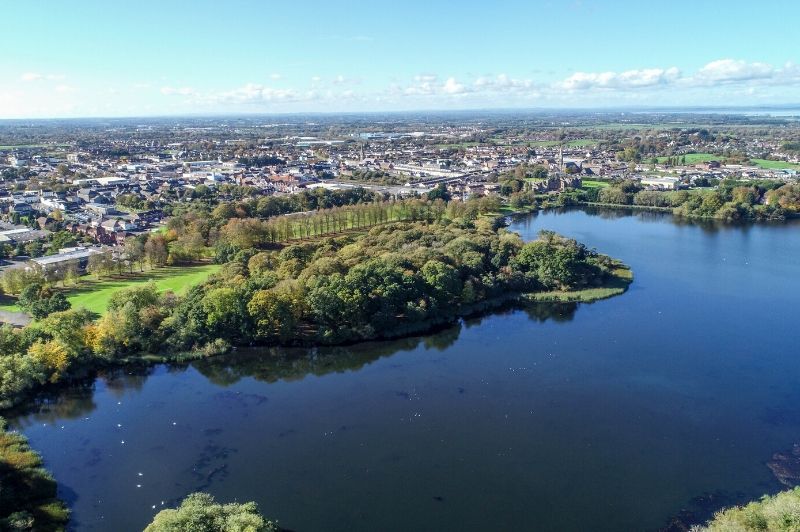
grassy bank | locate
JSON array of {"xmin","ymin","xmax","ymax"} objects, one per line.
[
  {"xmin": 694, "ymin": 487, "xmax": 800, "ymax": 531},
  {"xmin": 524, "ymin": 264, "xmax": 633, "ymax": 303}
]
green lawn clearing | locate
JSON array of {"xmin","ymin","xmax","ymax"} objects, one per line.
[
  {"xmin": 582, "ymin": 179, "xmax": 610, "ymax": 189},
  {"xmin": 656, "ymin": 153, "xmax": 719, "ymax": 164},
  {"xmin": 750, "ymin": 158, "xmax": 800, "ymax": 171},
  {"xmin": 65, "ymin": 264, "xmax": 220, "ymax": 315}
]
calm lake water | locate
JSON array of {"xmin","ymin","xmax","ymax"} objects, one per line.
[{"xmin": 9, "ymin": 208, "xmax": 800, "ymax": 531}]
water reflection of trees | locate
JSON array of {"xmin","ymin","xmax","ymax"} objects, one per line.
[
  {"xmin": 6, "ymin": 300, "xmax": 583, "ymax": 424},
  {"xmin": 194, "ymin": 301, "xmax": 579, "ymax": 387},
  {"xmin": 7, "ymin": 366, "xmax": 155, "ymax": 427},
  {"xmin": 192, "ymin": 325, "xmax": 463, "ymax": 388}
]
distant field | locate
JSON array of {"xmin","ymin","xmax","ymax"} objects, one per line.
[
  {"xmin": 582, "ymin": 179, "xmax": 610, "ymax": 188},
  {"xmin": 0, "ymin": 143, "xmax": 70, "ymax": 150},
  {"xmin": 750, "ymin": 159, "xmax": 800, "ymax": 171},
  {"xmin": 530, "ymin": 139, "xmax": 598, "ymax": 148},
  {"xmin": 0, "ymin": 264, "xmax": 220, "ymax": 317},
  {"xmin": 657, "ymin": 153, "xmax": 719, "ymax": 164}
]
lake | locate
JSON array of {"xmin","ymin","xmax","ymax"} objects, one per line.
[{"xmin": 9, "ymin": 208, "xmax": 800, "ymax": 531}]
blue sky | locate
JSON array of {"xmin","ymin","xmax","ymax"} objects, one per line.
[{"xmin": 2, "ymin": 0, "xmax": 799, "ymax": 117}]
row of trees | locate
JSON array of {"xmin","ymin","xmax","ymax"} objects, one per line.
[{"xmin": 584, "ymin": 179, "xmax": 796, "ymax": 221}]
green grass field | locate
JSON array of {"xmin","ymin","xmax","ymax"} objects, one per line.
[
  {"xmin": 0, "ymin": 264, "xmax": 220, "ymax": 316},
  {"xmin": 582, "ymin": 179, "xmax": 610, "ymax": 189},
  {"xmin": 67, "ymin": 264, "xmax": 220, "ymax": 315},
  {"xmin": 750, "ymin": 158, "xmax": 800, "ymax": 171},
  {"xmin": 0, "ymin": 143, "xmax": 70, "ymax": 150},
  {"xmin": 656, "ymin": 153, "xmax": 719, "ymax": 164}
]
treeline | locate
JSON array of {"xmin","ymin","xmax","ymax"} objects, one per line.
[
  {"xmin": 0, "ymin": 221, "xmax": 619, "ymax": 409},
  {"xmin": 0, "ymin": 419, "xmax": 69, "ymax": 531},
  {"xmin": 583, "ymin": 180, "xmax": 799, "ymax": 221},
  {"xmin": 238, "ymin": 155, "xmax": 285, "ymax": 167},
  {"xmin": 116, "ymin": 223, "xmax": 616, "ymax": 353}
]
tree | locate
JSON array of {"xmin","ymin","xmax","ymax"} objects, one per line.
[
  {"xmin": 124, "ymin": 237, "xmax": 146, "ymax": 272},
  {"xmin": 427, "ymin": 183, "xmax": 451, "ymax": 202},
  {"xmin": 17, "ymin": 283, "xmax": 71, "ymax": 320},
  {"xmin": 144, "ymin": 235, "xmax": 169, "ymax": 267},
  {"xmin": 144, "ymin": 492, "xmax": 276, "ymax": 532},
  {"xmin": 247, "ymin": 288, "xmax": 303, "ymax": 342}
]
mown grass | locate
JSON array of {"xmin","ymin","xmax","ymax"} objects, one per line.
[
  {"xmin": 67, "ymin": 264, "xmax": 220, "ymax": 315},
  {"xmin": 524, "ymin": 265, "xmax": 633, "ymax": 303},
  {"xmin": 656, "ymin": 153, "xmax": 719, "ymax": 164},
  {"xmin": 582, "ymin": 179, "xmax": 610, "ymax": 189},
  {"xmin": 750, "ymin": 158, "xmax": 800, "ymax": 171},
  {"xmin": 1, "ymin": 264, "xmax": 220, "ymax": 317}
]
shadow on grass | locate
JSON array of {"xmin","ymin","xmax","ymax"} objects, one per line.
[
  {"xmin": 0, "ymin": 293, "xmax": 20, "ymax": 308},
  {"xmin": 61, "ymin": 265, "xmax": 217, "ymax": 302}
]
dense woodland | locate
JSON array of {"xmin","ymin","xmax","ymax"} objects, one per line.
[{"xmin": 0, "ymin": 215, "xmax": 619, "ymax": 410}]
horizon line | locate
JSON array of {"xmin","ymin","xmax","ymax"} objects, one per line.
[{"xmin": 2, "ymin": 103, "xmax": 800, "ymax": 122}]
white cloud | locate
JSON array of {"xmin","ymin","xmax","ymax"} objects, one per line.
[
  {"xmin": 54, "ymin": 85, "xmax": 77, "ymax": 93},
  {"xmin": 555, "ymin": 59, "xmax": 800, "ymax": 95},
  {"xmin": 206, "ymin": 83, "xmax": 298, "ymax": 104},
  {"xmin": 559, "ymin": 67, "xmax": 680, "ymax": 91},
  {"xmin": 403, "ymin": 75, "xmax": 470, "ymax": 96},
  {"xmin": 442, "ymin": 77, "xmax": 467, "ymax": 95},
  {"xmin": 474, "ymin": 74, "xmax": 535, "ymax": 92},
  {"xmin": 694, "ymin": 59, "xmax": 773, "ymax": 83},
  {"xmin": 270, "ymin": 73, "xmax": 282, "ymax": 80}
]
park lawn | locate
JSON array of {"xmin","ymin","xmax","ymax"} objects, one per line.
[
  {"xmin": 582, "ymin": 179, "xmax": 610, "ymax": 189},
  {"xmin": 656, "ymin": 153, "xmax": 718, "ymax": 164},
  {"xmin": 750, "ymin": 158, "xmax": 800, "ymax": 171},
  {"xmin": 66, "ymin": 264, "xmax": 220, "ymax": 315}
]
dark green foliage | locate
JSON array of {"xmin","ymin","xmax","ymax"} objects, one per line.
[
  {"xmin": 17, "ymin": 283, "xmax": 71, "ymax": 320},
  {"xmin": 158, "ymin": 221, "xmax": 612, "ymax": 349}
]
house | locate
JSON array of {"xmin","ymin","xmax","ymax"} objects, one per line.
[
  {"xmin": 11, "ymin": 202, "xmax": 33, "ymax": 215},
  {"xmin": 641, "ymin": 177, "xmax": 680, "ymax": 190},
  {"xmin": 29, "ymin": 247, "xmax": 101, "ymax": 273}
]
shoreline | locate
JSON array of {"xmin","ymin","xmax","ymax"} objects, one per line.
[{"xmin": 0, "ymin": 259, "xmax": 634, "ymax": 413}]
